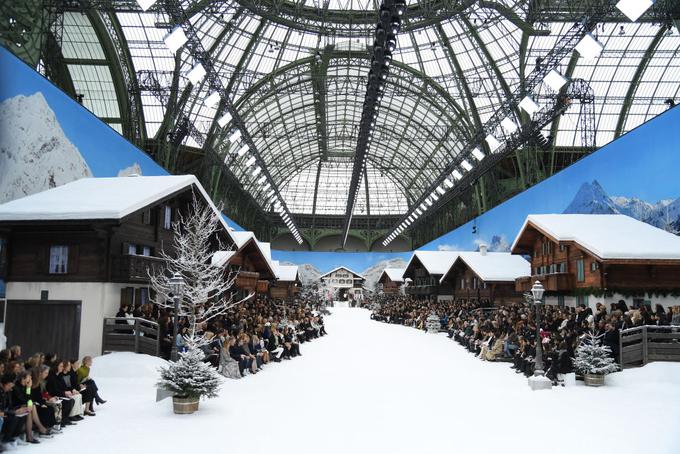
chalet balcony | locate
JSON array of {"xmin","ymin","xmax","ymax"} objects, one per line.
[
  {"xmin": 111, "ymin": 254, "xmax": 165, "ymax": 283},
  {"xmin": 235, "ymin": 270, "xmax": 260, "ymax": 290},
  {"xmin": 406, "ymin": 285, "xmax": 437, "ymax": 295},
  {"xmin": 516, "ymin": 273, "xmax": 575, "ymax": 293}
]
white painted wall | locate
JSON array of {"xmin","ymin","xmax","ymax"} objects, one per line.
[
  {"xmin": 6, "ymin": 281, "xmax": 146, "ymax": 358},
  {"xmin": 545, "ymin": 293, "xmax": 679, "ymax": 312}
]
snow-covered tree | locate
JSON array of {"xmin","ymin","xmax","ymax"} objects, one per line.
[
  {"xmin": 573, "ymin": 333, "xmax": 619, "ymax": 375},
  {"xmin": 158, "ymin": 348, "xmax": 222, "ymax": 399},
  {"xmin": 148, "ymin": 193, "xmax": 253, "ymax": 349}
]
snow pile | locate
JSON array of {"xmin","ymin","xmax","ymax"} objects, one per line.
[
  {"xmin": 0, "ymin": 92, "xmax": 92, "ymax": 204},
  {"xmin": 34, "ymin": 310, "xmax": 680, "ymax": 454}
]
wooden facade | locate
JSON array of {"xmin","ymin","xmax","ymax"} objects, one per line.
[
  {"xmin": 441, "ymin": 259, "xmax": 523, "ymax": 305},
  {"xmin": 377, "ymin": 271, "xmax": 403, "ymax": 295},
  {"xmin": 512, "ymin": 220, "xmax": 680, "ymax": 298},
  {"xmin": 403, "ymin": 256, "xmax": 452, "ymax": 299}
]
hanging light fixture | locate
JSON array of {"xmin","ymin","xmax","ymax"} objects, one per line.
[
  {"xmin": 217, "ymin": 111, "xmax": 232, "ymax": 128},
  {"xmin": 186, "ymin": 63, "xmax": 206, "ymax": 85},
  {"xmin": 163, "ymin": 26, "xmax": 187, "ymax": 54}
]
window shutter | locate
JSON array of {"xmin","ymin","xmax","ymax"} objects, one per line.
[{"xmin": 68, "ymin": 245, "xmax": 78, "ymax": 274}]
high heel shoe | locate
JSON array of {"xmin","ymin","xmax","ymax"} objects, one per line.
[{"xmin": 84, "ymin": 410, "xmax": 96, "ymax": 416}]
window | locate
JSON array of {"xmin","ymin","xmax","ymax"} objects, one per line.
[
  {"xmin": 557, "ymin": 295, "xmax": 565, "ymax": 307},
  {"xmin": 163, "ymin": 206, "xmax": 172, "ymax": 230},
  {"xmin": 549, "ymin": 264, "xmax": 557, "ymax": 274},
  {"xmin": 139, "ymin": 287, "xmax": 149, "ymax": 305},
  {"xmin": 142, "ymin": 209, "xmax": 151, "ymax": 225},
  {"xmin": 559, "ymin": 244, "xmax": 566, "ymax": 252},
  {"xmin": 49, "ymin": 246, "xmax": 69, "ymax": 274},
  {"xmin": 590, "ymin": 261, "xmax": 599, "ymax": 272},
  {"xmin": 576, "ymin": 259, "xmax": 585, "ymax": 282},
  {"xmin": 460, "ymin": 278, "xmax": 465, "ymax": 289},
  {"xmin": 142, "ymin": 246, "xmax": 151, "ymax": 257},
  {"xmin": 559, "ymin": 262, "xmax": 566, "ymax": 273},
  {"xmin": 576, "ymin": 294, "xmax": 589, "ymax": 307},
  {"xmin": 473, "ymin": 277, "xmax": 478, "ymax": 289},
  {"xmin": 128, "ymin": 244, "xmax": 137, "ymax": 255}
]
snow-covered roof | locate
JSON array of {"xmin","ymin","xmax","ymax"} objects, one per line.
[
  {"xmin": 230, "ymin": 230, "xmax": 256, "ymax": 249},
  {"xmin": 511, "ymin": 214, "xmax": 680, "ymax": 260},
  {"xmin": 0, "ymin": 175, "xmax": 195, "ymax": 220},
  {"xmin": 404, "ymin": 251, "xmax": 460, "ymax": 276},
  {"xmin": 440, "ymin": 252, "xmax": 530, "ymax": 283},
  {"xmin": 277, "ymin": 264, "xmax": 299, "ymax": 282},
  {"xmin": 380, "ymin": 268, "xmax": 406, "ymax": 283},
  {"xmin": 319, "ymin": 266, "xmax": 365, "ymax": 280},
  {"xmin": 211, "ymin": 251, "xmax": 236, "ymax": 267}
]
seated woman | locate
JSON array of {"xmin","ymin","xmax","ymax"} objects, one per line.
[
  {"xmin": 13, "ymin": 371, "xmax": 53, "ymax": 440},
  {"xmin": 75, "ymin": 357, "xmax": 106, "ymax": 406},
  {"xmin": 66, "ymin": 360, "xmax": 95, "ymax": 416},
  {"xmin": 266, "ymin": 327, "xmax": 285, "ymax": 362},
  {"xmin": 46, "ymin": 361, "xmax": 82, "ymax": 422},
  {"xmin": 282, "ymin": 326, "xmax": 301, "ymax": 358},
  {"xmin": 249, "ymin": 334, "xmax": 269, "ymax": 366},
  {"xmin": 228, "ymin": 336, "xmax": 256, "ymax": 377},
  {"xmin": 30, "ymin": 366, "xmax": 60, "ymax": 431}
]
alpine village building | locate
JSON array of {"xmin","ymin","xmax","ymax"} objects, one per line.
[
  {"xmin": 439, "ymin": 246, "xmax": 531, "ymax": 305},
  {"xmin": 402, "ymin": 251, "xmax": 460, "ymax": 301},
  {"xmin": 377, "ymin": 268, "xmax": 406, "ymax": 295},
  {"xmin": 319, "ymin": 266, "xmax": 366, "ymax": 301},
  {"xmin": 512, "ymin": 214, "xmax": 680, "ymax": 310},
  {"xmin": 0, "ymin": 175, "xmax": 293, "ymax": 358}
]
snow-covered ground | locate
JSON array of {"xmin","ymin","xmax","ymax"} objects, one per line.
[{"xmin": 27, "ymin": 308, "xmax": 680, "ymax": 454}]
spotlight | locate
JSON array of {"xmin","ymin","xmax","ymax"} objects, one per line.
[
  {"xmin": 616, "ymin": 0, "xmax": 654, "ymax": 22},
  {"xmin": 501, "ymin": 117, "xmax": 518, "ymax": 134},
  {"xmin": 543, "ymin": 69, "xmax": 568, "ymax": 91},
  {"xmin": 471, "ymin": 148, "xmax": 485, "ymax": 161},
  {"xmin": 575, "ymin": 32, "xmax": 604, "ymax": 59},
  {"xmin": 519, "ymin": 96, "xmax": 540, "ymax": 116},
  {"xmin": 187, "ymin": 63, "xmax": 206, "ymax": 85},
  {"xmin": 163, "ymin": 26, "xmax": 187, "ymax": 54},
  {"xmin": 485, "ymin": 134, "xmax": 501, "ymax": 152},
  {"xmin": 136, "ymin": 0, "xmax": 156, "ymax": 11},
  {"xmin": 217, "ymin": 111, "xmax": 232, "ymax": 127}
]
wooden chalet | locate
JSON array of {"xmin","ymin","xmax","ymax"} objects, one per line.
[
  {"xmin": 377, "ymin": 268, "xmax": 405, "ymax": 295},
  {"xmin": 269, "ymin": 261, "xmax": 301, "ymax": 300},
  {"xmin": 319, "ymin": 266, "xmax": 366, "ymax": 301},
  {"xmin": 511, "ymin": 214, "xmax": 680, "ymax": 310},
  {"xmin": 402, "ymin": 251, "xmax": 459, "ymax": 300},
  {"xmin": 439, "ymin": 246, "xmax": 530, "ymax": 305},
  {"xmin": 0, "ymin": 175, "xmax": 235, "ymax": 358}
]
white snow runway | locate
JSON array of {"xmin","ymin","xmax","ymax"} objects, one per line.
[{"xmin": 30, "ymin": 308, "xmax": 680, "ymax": 454}]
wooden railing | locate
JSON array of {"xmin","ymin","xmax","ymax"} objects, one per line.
[
  {"xmin": 111, "ymin": 254, "xmax": 165, "ymax": 283},
  {"xmin": 102, "ymin": 317, "xmax": 161, "ymax": 357},
  {"xmin": 619, "ymin": 325, "xmax": 680, "ymax": 369}
]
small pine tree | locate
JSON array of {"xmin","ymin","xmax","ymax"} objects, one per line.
[
  {"xmin": 573, "ymin": 333, "xmax": 619, "ymax": 375},
  {"xmin": 157, "ymin": 349, "xmax": 222, "ymax": 399}
]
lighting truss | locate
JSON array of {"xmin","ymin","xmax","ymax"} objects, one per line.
[
  {"xmin": 382, "ymin": 6, "xmax": 611, "ymax": 246},
  {"xmin": 342, "ymin": 0, "xmax": 406, "ymax": 248},
  {"xmin": 159, "ymin": 0, "xmax": 303, "ymax": 244}
]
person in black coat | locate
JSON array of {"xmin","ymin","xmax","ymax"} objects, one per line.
[
  {"xmin": 228, "ymin": 337, "xmax": 255, "ymax": 376},
  {"xmin": 65, "ymin": 361, "xmax": 95, "ymax": 416},
  {"xmin": 46, "ymin": 363, "xmax": 78, "ymax": 423},
  {"xmin": 12, "ymin": 371, "xmax": 52, "ymax": 438},
  {"xmin": 603, "ymin": 323, "xmax": 620, "ymax": 360},
  {"xmin": 30, "ymin": 366, "xmax": 60, "ymax": 429},
  {"xmin": 0, "ymin": 373, "xmax": 26, "ymax": 444}
]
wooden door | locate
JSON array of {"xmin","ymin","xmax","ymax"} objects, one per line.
[{"xmin": 6, "ymin": 300, "xmax": 81, "ymax": 359}]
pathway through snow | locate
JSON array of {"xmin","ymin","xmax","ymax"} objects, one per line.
[{"xmin": 26, "ymin": 308, "xmax": 680, "ymax": 453}]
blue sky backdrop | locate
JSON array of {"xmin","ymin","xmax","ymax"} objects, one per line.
[{"xmin": 2, "ymin": 46, "xmax": 679, "ymax": 274}]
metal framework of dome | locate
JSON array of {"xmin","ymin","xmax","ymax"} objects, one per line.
[{"xmin": 1, "ymin": 0, "xmax": 679, "ymax": 251}]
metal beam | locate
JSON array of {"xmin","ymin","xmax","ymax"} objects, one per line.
[{"xmin": 614, "ymin": 25, "xmax": 666, "ymax": 138}]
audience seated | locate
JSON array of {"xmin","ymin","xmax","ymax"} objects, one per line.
[
  {"xmin": 371, "ymin": 295, "xmax": 678, "ymax": 386},
  {"xmin": 0, "ymin": 345, "xmax": 106, "ymax": 450}
]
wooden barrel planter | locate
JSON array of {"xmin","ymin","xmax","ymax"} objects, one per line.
[
  {"xmin": 173, "ymin": 396, "xmax": 200, "ymax": 414},
  {"xmin": 584, "ymin": 374, "xmax": 605, "ymax": 387}
]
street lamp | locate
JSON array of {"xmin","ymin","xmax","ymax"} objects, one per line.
[
  {"xmin": 528, "ymin": 280, "xmax": 551, "ymax": 390},
  {"xmin": 169, "ymin": 272, "xmax": 186, "ymax": 362}
]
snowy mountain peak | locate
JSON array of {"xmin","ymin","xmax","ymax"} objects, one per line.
[
  {"xmin": 0, "ymin": 92, "xmax": 92, "ymax": 204},
  {"xmin": 563, "ymin": 180, "xmax": 618, "ymax": 215},
  {"xmin": 361, "ymin": 258, "xmax": 408, "ymax": 291}
]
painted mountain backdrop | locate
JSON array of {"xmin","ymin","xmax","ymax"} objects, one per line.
[
  {"xmin": 282, "ymin": 258, "xmax": 409, "ymax": 291},
  {"xmin": 563, "ymin": 180, "xmax": 680, "ymax": 233},
  {"xmin": 0, "ymin": 92, "xmax": 92, "ymax": 203}
]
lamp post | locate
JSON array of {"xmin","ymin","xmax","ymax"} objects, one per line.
[
  {"xmin": 528, "ymin": 280, "xmax": 551, "ymax": 390},
  {"xmin": 169, "ymin": 272, "xmax": 186, "ymax": 362}
]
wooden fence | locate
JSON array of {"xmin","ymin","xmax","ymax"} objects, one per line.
[
  {"xmin": 102, "ymin": 317, "xmax": 161, "ymax": 357},
  {"xmin": 619, "ymin": 325, "xmax": 680, "ymax": 369}
]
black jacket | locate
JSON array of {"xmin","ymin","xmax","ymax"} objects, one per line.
[{"xmin": 46, "ymin": 372, "xmax": 69, "ymax": 398}]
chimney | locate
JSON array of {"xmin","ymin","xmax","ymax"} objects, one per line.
[{"xmin": 479, "ymin": 243, "xmax": 488, "ymax": 256}]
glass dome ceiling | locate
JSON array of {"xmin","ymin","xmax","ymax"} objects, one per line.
[{"xmin": 11, "ymin": 0, "xmax": 679, "ymax": 246}]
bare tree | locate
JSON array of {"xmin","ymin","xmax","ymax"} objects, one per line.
[{"xmin": 148, "ymin": 193, "xmax": 253, "ymax": 349}]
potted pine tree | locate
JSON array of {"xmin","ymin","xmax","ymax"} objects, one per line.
[
  {"xmin": 573, "ymin": 334, "xmax": 619, "ymax": 387},
  {"xmin": 157, "ymin": 349, "xmax": 222, "ymax": 414}
]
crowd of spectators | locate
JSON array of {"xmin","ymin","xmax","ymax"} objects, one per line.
[
  {"xmin": 0, "ymin": 346, "xmax": 106, "ymax": 450},
  {"xmin": 117, "ymin": 294, "xmax": 329, "ymax": 378},
  {"xmin": 371, "ymin": 295, "xmax": 680, "ymax": 385}
]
